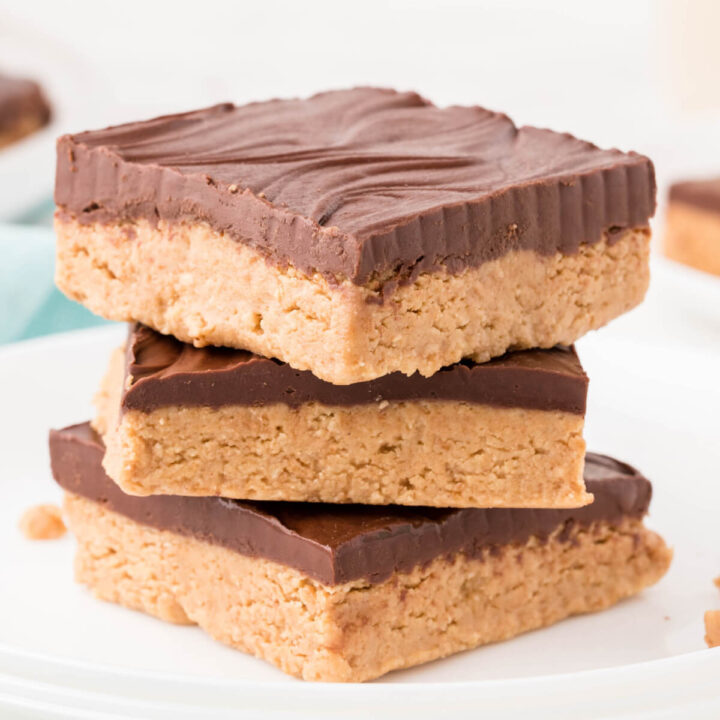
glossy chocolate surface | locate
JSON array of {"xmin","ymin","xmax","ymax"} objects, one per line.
[{"xmin": 122, "ymin": 325, "xmax": 588, "ymax": 414}]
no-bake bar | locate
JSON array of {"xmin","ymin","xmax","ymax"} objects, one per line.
[
  {"xmin": 55, "ymin": 88, "xmax": 655, "ymax": 384},
  {"xmin": 0, "ymin": 73, "xmax": 50, "ymax": 149},
  {"xmin": 94, "ymin": 324, "xmax": 590, "ymax": 508},
  {"xmin": 51, "ymin": 423, "xmax": 671, "ymax": 682},
  {"xmin": 665, "ymin": 178, "xmax": 720, "ymax": 276}
]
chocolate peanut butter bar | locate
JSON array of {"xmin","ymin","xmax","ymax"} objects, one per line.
[
  {"xmin": 51, "ymin": 423, "xmax": 671, "ymax": 682},
  {"xmin": 665, "ymin": 178, "xmax": 720, "ymax": 276},
  {"xmin": 94, "ymin": 324, "xmax": 590, "ymax": 508},
  {"xmin": 0, "ymin": 73, "xmax": 51, "ymax": 149},
  {"xmin": 55, "ymin": 88, "xmax": 655, "ymax": 384}
]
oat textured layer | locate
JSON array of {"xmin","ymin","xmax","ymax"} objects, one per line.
[
  {"xmin": 64, "ymin": 493, "xmax": 671, "ymax": 682},
  {"xmin": 56, "ymin": 217, "xmax": 650, "ymax": 384},
  {"xmin": 94, "ymin": 346, "xmax": 588, "ymax": 507},
  {"xmin": 665, "ymin": 203, "xmax": 720, "ymax": 276}
]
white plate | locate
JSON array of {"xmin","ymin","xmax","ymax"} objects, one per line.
[{"xmin": 1, "ymin": 303, "xmax": 720, "ymax": 717}]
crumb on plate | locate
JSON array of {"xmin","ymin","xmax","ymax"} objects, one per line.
[{"xmin": 19, "ymin": 503, "xmax": 66, "ymax": 540}]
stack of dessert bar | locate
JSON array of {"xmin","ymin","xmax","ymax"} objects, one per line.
[{"xmin": 50, "ymin": 88, "xmax": 671, "ymax": 682}]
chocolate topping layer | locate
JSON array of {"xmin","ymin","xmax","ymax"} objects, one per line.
[
  {"xmin": 50, "ymin": 423, "xmax": 651, "ymax": 585},
  {"xmin": 0, "ymin": 73, "xmax": 51, "ymax": 133},
  {"xmin": 669, "ymin": 178, "xmax": 720, "ymax": 215},
  {"xmin": 55, "ymin": 88, "xmax": 655, "ymax": 288},
  {"xmin": 123, "ymin": 324, "xmax": 588, "ymax": 414}
]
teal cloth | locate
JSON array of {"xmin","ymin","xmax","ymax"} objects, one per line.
[{"xmin": 0, "ymin": 221, "xmax": 108, "ymax": 344}]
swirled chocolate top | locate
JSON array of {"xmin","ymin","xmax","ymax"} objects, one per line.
[
  {"xmin": 121, "ymin": 324, "xmax": 588, "ymax": 414},
  {"xmin": 50, "ymin": 423, "xmax": 651, "ymax": 585},
  {"xmin": 55, "ymin": 88, "xmax": 655, "ymax": 288}
]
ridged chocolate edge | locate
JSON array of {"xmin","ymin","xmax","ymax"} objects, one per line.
[{"xmin": 54, "ymin": 99, "xmax": 655, "ymax": 289}]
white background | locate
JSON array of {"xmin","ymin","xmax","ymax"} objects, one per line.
[{"xmin": 1, "ymin": 0, "xmax": 720, "ymax": 204}]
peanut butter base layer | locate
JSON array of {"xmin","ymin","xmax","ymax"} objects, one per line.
[
  {"xmin": 95, "ymin": 346, "xmax": 588, "ymax": 507},
  {"xmin": 664, "ymin": 203, "xmax": 720, "ymax": 276},
  {"xmin": 55, "ymin": 217, "xmax": 650, "ymax": 384},
  {"xmin": 94, "ymin": 351, "xmax": 592, "ymax": 508},
  {"xmin": 63, "ymin": 492, "xmax": 671, "ymax": 682}
]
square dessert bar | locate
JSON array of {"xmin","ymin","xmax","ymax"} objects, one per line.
[
  {"xmin": 55, "ymin": 88, "xmax": 656, "ymax": 384},
  {"xmin": 51, "ymin": 423, "xmax": 671, "ymax": 682},
  {"xmin": 665, "ymin": 178, "xmax": 720, "ymax": 276},
  {"xmin": 94, "ymin": 324, "xmax": 590, "ymax": 508},
  {"xmin": 0, "ymin": 73, "xmax": 51, "ymax": 149}
]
